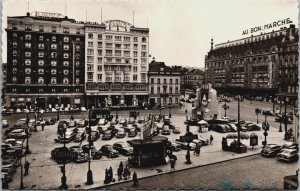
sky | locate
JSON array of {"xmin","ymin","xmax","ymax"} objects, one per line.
[{"xmin": 1, "ymin": 0, "xmax": 299, "ymax": 68}]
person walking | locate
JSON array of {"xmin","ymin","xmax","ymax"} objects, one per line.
[
  {"xmin": 117, "ymin": 166, "xmax": 123, "ymax": 181},
  {"xmin": 132, "ymin": 171, "xmax": 139, "ymax": 186},
  {"xmin": 109, "ymin": 166, "xmax": 114, "ymax": 182},
  {"xmin": 170, "ymin": 158, "xmax": 176, "ymax": 172},
  {"xmin": 185, "ymin": 109, "xmax": 188, "ymax": 115},
  {"xmin": 41, "ymin": 123, "xmax": 45, "ymax": 131},
  {"xmin": 210, "ymin": 135, "xmax": 214, "ymax": 144},
  {"xmin": 119, "ymin": 161, "xmax": 123, "ymax": 171},
  {"xmin": 104, "ymin": 168, "xmax": 109, "ymax": 184},
  {"xmin": 24, "ymin": 161, "xmax": 30, "ymax": 176}
]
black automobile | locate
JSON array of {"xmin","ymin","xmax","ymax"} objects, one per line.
[
  {"xmin": 184, "ymin": 118, "xmax": 199, "ymax": 126},
  {"xmin": 161, "ymin": 124, "xmax": 171, "ymax": 135},
  {"xmin": 102, "ymin": 130, "xmax": 115, "ymax": 140},
  {"xmin": 214, "ymin": 125, "xmax": 227, "ymax": 133},
  {"xmin": 261, "ymin": 144, "xmax": 282, "ymax": 157},
  {"xmin": 51, "ymin": 147, "xmax": 76, "ymax": 164},
  {"xmin": 69, "ymin": 146, "xmax": 88, "ymax": 163},
  {"xmin": 275, "ymin": 115, "xmax": 293, "ymax": 124},
  {"xmin": 77, "ymin": 119, "xmax": 88, "ymax": 127},
  {"xmin": 44, "ymin": 117, "xmax": 57, "ymax": 125},
  {"xmin": 90, "ymin": 130, "xmax": 100, "ymax": 141},
  {"xmin": 277, "ymin": 149, "xmax": 299, "ymax": 163},
  {"xmin": 100, "ymin": 145, "xmax": 119, "ymax": 158},
  {"xmin": 128, "ymin": 127, "xmax": 137, "ymax": 137},
  {"xmin": 245, "ymin": 124, "xmax": 261, "ymax": 131},
  {"xmin": 81, "ymin": 144, "xmax": 102, "ymax": 160},
  {"xmin": 173, "ymin": 126, "xmax": 181, "ymax": 134},
  {"xmin": 74, "ymin": 128, "xmax": 86, "ymax": 142},
  {"xmin": 113, "ymin": 142, "xmax": 133, "ymax": 156},
  {"xmin": 262, "ymin": 110, "xmax": 275, "ymax": 116}
]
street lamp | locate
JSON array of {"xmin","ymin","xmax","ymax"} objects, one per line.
[
  {"xmin": 237, "ymin": 95, "xmax": 241, "ymax": 152},
  {"xmin": 284, "ymin": 96, "xmax": 289, "ymax": 140},
  {"xmin": 19, "ymin": 144, "xmax": 24, "ymax": 189},
  {"xmin": 185, "ymin": 125, "xmax": 192, "ymax": 164},
  {"xmin": 168, "ymin": 103, "xmax": 171, "ymax": 118},
  {"xmin": 57, "ymin": 97, "xmax": 60, "ymax": 121},
  {"xmin": 25, "ymin": 110, "xmax": 31, "ymax": 154},
  {"xmin": 255, "ymin": 108, "xmax": 260, "ymax": 124},
  {"xmin": 60, "ymin": 125, "xmax": 68, "ymax": 190},
  {"xmin": 87, "ymin": 107, "xmax": 93, "ymax": 185},
  {"xmin": 222, "ymin": 101, "xmax": 229, "ymax": 117},
  {"xmin": 278, "ymin": 100, "xmax": 283, "ymax": 132}
]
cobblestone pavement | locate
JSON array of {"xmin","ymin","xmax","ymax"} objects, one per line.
[{"xmin": 101, "ymin": 154, "xmax": 298, "ymax": 190}]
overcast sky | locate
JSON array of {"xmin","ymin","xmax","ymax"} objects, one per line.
[{"xmin": 2, "ymin": 0, "xmax": 298, "ymax": 68}]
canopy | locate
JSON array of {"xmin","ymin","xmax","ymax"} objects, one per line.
[
  {"xmin": 197, "ymin": 120, "xmax": 208, "ymax": 125},
  {"xmin": 226, "ymin": 133, "xmax": 249, "ymax": 140}
]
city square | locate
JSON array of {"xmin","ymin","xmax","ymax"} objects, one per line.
[{"xmin": 1, "ymin": 0, "xmax": 299, "ymax": 190}]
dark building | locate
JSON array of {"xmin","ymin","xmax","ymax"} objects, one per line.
[
  {"xmin": 183, "ymin": 68, "xmax": 205, "ymax": 91},
  {"xmin": 148, "ymin": 59, "xmax": 182, "ymax": 108},
  {"xmin": 205, "ymin": 24, "xmax": 298, "ymax": 104},
  {"xmin": 5, "ymin": 12, "xmax": 85, "ymax": 110}
]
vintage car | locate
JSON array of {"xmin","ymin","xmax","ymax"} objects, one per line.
[
  {"xmin": 277, "ymin": 149, "xmax": 299, "ymax": 163},
  {"xmin": 113, "ymin": 142, "xmax": 133, "ymax": 156}
]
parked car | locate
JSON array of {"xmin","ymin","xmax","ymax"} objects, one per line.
[
  {"xmin": 81, "ymin": 144, "xmax": 102, "ymax": 160},
  {"xmin": 4, "ymin": 139, "xmax": 23, "ymax": 148},
  {"xmin": 119, "ymin": 118, "xmax": 127, "ymax": 126},
  {"xmin": 2, "ymin": 119, "xmax": 9, "ymax": 128},
  {"xmin": 69, "ymin": 146, "xmax": 88, "ymax": 163},
  {"xmin": 102, "ymin": 130, "xmax": 115, "ymax": 140},
  {"xmin": 154, "ymin": 115, "xmax": 160, "ymax": 122},
  {"xmin": 175, "ymin": 139, "xmax": 196, "ymax": 150},
  {"xmin": 51, "ymin": 147, "xmax": 76, "ymax": 164},
  {"xmin": 184, "ymin": 117, "xmax": 199, "ymax": 126},
  {"xmin": 275, "ymin": 115, "xmax": 293, "ymax": 124},
  {"xmin": 261, "ymin": 144, "xmax": 282, "ymax": 157},
  {"xmin": 214, "ymin": 124, "xmax": 227, "ymax": 133},
  {"xmin": 128, "ymin": 127, "xmax": 137, "ymax": 137},
  {"xmin": 193, "ymin": 136, "xmax": 209, "ymax": 146},
  {"xmin": 227, "ymin": 123, "xmax": 237, "ymax": 132},
  {"xmin": 100, "ymin": 145, "xmax": 119, "ymax": 158},
  {"xmin": 8, "ymin": 129, "xmax": 27, "ymax": 139},
  {"xmin": 163, "ymin": 115, "xmax": 171, "ymax": 123},
  {"xmin": 161, "ymin": 124, "xmax": 171, "ymax": 135},
  {"xmin": 282, "ymin": 142, "xmax": 298, "ymax": 151},
  {"xmin": 277, "ymin": 149, "xmax": 298, "ymax": 162},
  {"xmin": 74, "ymin": 128, "xmax": 86, "ymax": 142},
  {"xmin": 77, "ymin": 119, "xmax": 88, "ymax": 127},
  {"xmin": 116, "ymin": 128, "xmax": 126, "ymax": 138},
  {"xmin": 98, "ymin": 118, "xmax": 108, "ymax": 126},
  {"xmin": 113, "ymin": 142, "xmax": 133, "ymax": 156},
  {"xmin": 137, "ymin": 116, "xmax": 146, "ymax": 124},
  {"xmin": 44, "ymin": 117, "xmax": 56, "ymax": 125},
  {"xmin": 128, "ymin": 117, "xmax": 136, "ymax": 124},
  {"xmin": 245, "ymin": 124, "xmax": 261, "ymax": 131},
  {"xmin": 90, "ymin": 130, "xmax": 100, "ymax": 141},
  {"xmin": 173, "ymin": 126, "xmax": 181, "ymax": 134},
  {"xmin": 168, "ymin": 141, "xmax": 181, "ymax": 152},
  {"xmin": 262, "ymin": 110, "xmax": 275, "ymax": 116}
]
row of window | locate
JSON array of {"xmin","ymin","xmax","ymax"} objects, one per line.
[
  {"xmin": 87, "ymin": 33, "xmax": 147, "ymax": 43},
  {"xmin": 87, "ymin": 73, "xmax": 143, "ymax": 82},
  {"xmin": 13, "ymin": 51, "xmax": 81, "ymax": 60},
  {"xmin": 150, "ymin": 86, "xmax": 179, "ymax": 94},
  {"xmin": 15, "ymin": 59, "xmax": 82, "ymax": 67},
  {"xmin": 12, "ymin": 76, "xmax": 81, "ymax": 85},
  {"xmin": 10, "ymin": 88, "xmax": 81, "ymax": 93},
  {"xmin": 150, "ymin": 78, "xmax": 179, "ymax": 84},
  {"xmin": 22, "ymin": 34, "xmax": 76, "ymax": 42},
  {"xmin": 12, "ymin": 24, "xmax": 80, "ymax": 34},
  {"xmin": 87, "ymin": 41, "xmax": 146, "ymax": 50},
  {"xmin": 22, "ymin": 68, "xmax": 79, "ymax": 75}
]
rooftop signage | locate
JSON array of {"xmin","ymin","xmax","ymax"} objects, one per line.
[
  {"xmin": 242, "ymin": 18, "xmax": 293, "ymax": 35},
  {"xmin": 34, "ymin": 11, "xmax": 64, "ymax": 19}
]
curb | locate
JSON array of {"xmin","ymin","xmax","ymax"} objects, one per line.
[{"xmin": 91, "ymin": 152, "xmax": 261, "ymax": 189}]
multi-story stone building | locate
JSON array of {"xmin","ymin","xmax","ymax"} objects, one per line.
[
  {"xmin": 2, "ymin": 63, "xmax": 7, "ymax": 105},
  {"xmin": 5, "ymin": 12, "xmax": 86, "ymax": 110},
  {"xmin": 205, "ymin": 24, "xmax": 298, "ymax": 103},
  {"xmin": 148, "ymin": 59, "xmax": 181, "ymax": 108},
  {"xmin": 183, "ymin": 68, "xmax": 205, "ymax": 90},
  {"xmin": 84, "ymin": 20, "xmax": 149, "ymax": 108}
]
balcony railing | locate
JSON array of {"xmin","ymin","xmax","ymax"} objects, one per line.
[{"xmin": 86, "ymin": 82, "xmax": 148, "ymax": 92}]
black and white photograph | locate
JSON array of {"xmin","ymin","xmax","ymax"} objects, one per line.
[{"xmin": 1, "ymin": 0, "xmax": 299, "ymax": 190}]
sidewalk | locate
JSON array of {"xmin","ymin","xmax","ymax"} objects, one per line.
[{"xmin": 8, "ymin": 122, "xmax": 290, "ymax": 190}]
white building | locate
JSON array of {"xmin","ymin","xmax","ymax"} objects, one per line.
[{"xmin": 84, "ymin": 20, "xmax": 149, "ymax": 108}]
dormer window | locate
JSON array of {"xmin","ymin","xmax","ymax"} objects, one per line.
[
  {"xmin": 52, "ymin": 26, "xmax": 56, "ymax": 32},
  {"xmin": 52, "ymin": 36, "xmax": 56, "ymax": 41},
  {"xmin": 39, "ymin": 25, "xmax": 44, "ymax": 32},
  {"xmin": 12, "ymin": 24, "xmax": 17, "ymax": 30},
  {"xmin": 25, "ymin": 25, "xmax": 31, "ymax": 31},
  {"xmin": 63, "ymin": 27, "xmax": 69, "ymax": 33}
]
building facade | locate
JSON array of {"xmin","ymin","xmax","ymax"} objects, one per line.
[
  {"xmin": 84, "ymin": 20, "xmax": 149, "ymax": 108},
  {"xmin": 205, "ymin": 24, "xmax": 298, "ymax": 101},
  {"xmin": 183, "ymin": 68, "xmax": 205, "ymax": 90},
  {"xmin": 5, "ymin": 12, "xmax": 86, "ymax": 110},
  {"xmin": 148, "ymin": 60, "xmax": 181, "ymax": 108}
]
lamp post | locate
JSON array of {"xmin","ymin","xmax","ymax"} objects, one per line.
[
  {"xmin": 278, "ymin": 100, "xmax": 283, "ymax": 132},
  {"xmin": 284, "ymin": 96, "xmax": 289, "ymax": 140},
  {"xmin": 222, "ymin": 101, "xmax": 229, "ymax": 117},
  {"xmin": 168, "ymin": 103, "xmax": 171, "ymax": 118},
  {"xmin": 25, "ymin": 110, "xmax": 31, "ymax": 154},
  {"xmin": 57, "ymin": 97, "xmax": 60, "ymax": 121},
  {"xmin": 19, "ymin": 143, "xmax": 24, "ymax": 189},
  {"xmin": 237, "ymin": 95, "xmax": 241, "ymax": 152},
  {"xmin": 255, "ymin": 108, "xmax": 260, "ymax": 124},
  {"xmin": 185, "ymin": 125, "xmax": 192, "ymax": 164},
  {"xmin": 87, "ymin": 108, "xmax": 93, "ymax": 185},
  {"xmin": 60, "ymin": 125, "xmax": 68, "ymax": 190}
]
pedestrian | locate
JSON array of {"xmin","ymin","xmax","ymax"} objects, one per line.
[
  {"xmin": 170, "ymin": 158, "xmax": 176, "ymax": 172},
  {"xmin": 41, "ymin": 123, "xmax": 45, "ymax": 131},
  {"xmin": 117, "ymin": 166, "xmax": 123, "ymax": 181},
  {"xmin": 104, "ymin": 168, "xmax": 109, "ymax": 184},
  {"xmin": 132, "ymin": 171, "xmax": 139, "ymax": 186},
  {"xmin": 123, "ymin": 165, "xmax": 130, "ymax": 180},
  {"xmin": 24, "ymin": 161, "xmax": 30, "ymax": 176},
  {"xmin": 70, "ymin": 115, "xmax": 74, "ymax": 121},
  {"xmin": 185, "ymin": 109, "xmax": 187, "ymax": 115},
  {"xmin": 119, "ymin": 161, "xmax": 123, "ymax": 171},
  {"xmin": 210, "ymin": 135, "xmax": 214, "ymax": 144},
  {"xmin": 194, "ymin": 144, "xmax": 200, "ymax": 156},
  {"xmin": 109, "ymin": 166, "xmax": 114, "ymax": 182}
]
